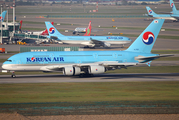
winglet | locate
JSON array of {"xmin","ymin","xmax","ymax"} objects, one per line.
[
  {"xmin": 83, "ymin": 21, "xmax": 91, "ymax": 36},
  {"xmin": 146, "ymin": 61, "xmax": 151, "ymax": 67}
]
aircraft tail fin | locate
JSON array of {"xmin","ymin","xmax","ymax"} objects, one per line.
[
  {"xmin": 0, "ymin": 11, "xmax": 7, "ymax": 22},
  {"xmin": 41, "ymin": 22, "xmax": 54, "ymax": 35},
  {"xmin": 19, "ymin": 20, "xmax": 23, "ymax": 30},
  {"xmin": 146, "ymin": 6, "xmax": 157, "ymax": 16},
  {"xmin": 83, "ymin": 21, "xmax": 91, "ymax": 36},
  {"xmin": 45, "ymin": 21, "xmax": 64, "ymax": 37},
  {"xmin": 170, "ymin": 0, "xmax": 178, "ymax": 14},
  {"xmin": 126, "ymin": 19, "xmax": 164, "ymax": 53}
]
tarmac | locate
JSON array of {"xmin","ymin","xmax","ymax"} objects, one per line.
[{"xmin": 1, "ymin": 73, "xmax": 179, "ymax": 84}]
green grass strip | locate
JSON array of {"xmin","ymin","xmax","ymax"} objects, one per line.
[
  {"xmin": 0, "ymin": 82, "xmax": 179, "ymax": 103},
  {"xmin": 99, "ymin": 27, "xmax": 178, "ymax": 31},
  {"xmin": 151, "ymin": 50, "xmax": 179, "ymax": 54},
  {"xmin": 112, "ymin": 33, "xmax": 179, "ymax": 40},
  {"xmin": 22, "ymin": 27, "xmax": 65, "ymax": 32},
  {"xmin": 23, "ymin": 21, "xmax": 76, "ymax": 26},
  {"xmin": 154, "ymin": 57, "xmax": 179, "ymax": 61},
  {"xmin": 106, "ymin": 66, "xmax": 179, "ymax": 73}
]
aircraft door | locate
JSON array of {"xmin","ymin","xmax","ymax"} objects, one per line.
[
  {"xmin": 113, "ymin": 53, "xmax": 118, "ymax": 59},
  {"xmin": 93, "ymin": 53, "xmax": 98, "ymax": 59}
]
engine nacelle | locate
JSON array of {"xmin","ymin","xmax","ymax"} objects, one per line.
[
  {"xmin": 88, "ymin": 65, "xmax": 105, "ymax": 74},
  {"xmin": 104, "ymin": 42, "xmax": 111, "ymax": 47},
  {"xmin": 63, "ymin": 66, "xmax": 81, "ymax": 76}
]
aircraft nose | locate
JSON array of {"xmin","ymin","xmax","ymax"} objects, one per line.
[{"xmin": 2, "ymin": 64, "xmax": 9, "ymax": 70}]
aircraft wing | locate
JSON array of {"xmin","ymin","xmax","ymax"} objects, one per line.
[
  {"xmin": 135, "ymin": 54, "xmax": 173, "ymax": 63},
  {"xmin": 40, "ymin": 61, "xmax": 138, "ymax": 71},
  {"xmin": 90, "ymin": 38, "xmax": 110, "ymax": 47},
  {"xmin": 90, "ymin": 38, "xmax": 104, "ymax": 46},
  {"xmin": 171, "ymin": 15, "xmax": 179, "ymax": 20}
]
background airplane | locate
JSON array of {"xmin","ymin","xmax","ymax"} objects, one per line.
[
  {"xmin": 45, "ymin": 21, "xmax": 131, "ymax": 48},
  {"xmin": 2, "ymin": 19, "xmax": 172, "ymax": 78},
  {"xmin": 83, "ymin": 21, "xmax": 91, "ymax": 36},
  {"xmin": 170, "ymin": 0, "xmax": 179, "ymax": 14},
  {"xmin": 73, "ymin": 21, "xmax": 91, "ymax": 36},
  {"xmin": 0, "ymin": 11, "xmax": 7, "ymax": 22},
  {"xmin": 146, "ymin": 6, "xmax": 179, "ymax": 21},
  {"xmin": 33, "ymin": 22, "xmax": 54, "ymax": 36},
  {"xmin": 23, "ymin": 22, "xmax": 54, "ymax": 36},
  {"xmin": 74, "ymin": 27, "xmax": 86, "ymax": 33}
]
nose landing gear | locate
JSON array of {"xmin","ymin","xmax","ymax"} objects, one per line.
[{"xmin": 11, "ymin": 71, "xmax": 16, "ymax": 78}]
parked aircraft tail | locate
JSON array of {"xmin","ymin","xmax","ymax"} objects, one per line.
[
  {"xmin": 83, "ymin": 21, "xmax": 91, "ymax": 36},
  {"xmin": 0, "ymin": 11, "xmax": 7, "ymax": 22},
  {"xmin": 19, "ymin": 20, "xmax": 23, "ymax": 30},
  {"xmin": 41, "ymin": 22, "xmax": 54, "ymax": 35},
  {"xmin": 170, "ymin": 0, "xmax": 178, "ymax": 14},
  {"xmin": 146, "ymin": 6, "xmax": 157, "ymax": 17},
  {"xmin": 45, "ymin": 21, "xmax": 64, "ymax": 37},
  {"xmin": 126, "ymin": 19, "xmax": 165, "ymax": 53}
]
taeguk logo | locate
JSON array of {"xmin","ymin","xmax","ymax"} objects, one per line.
[
  {"xmin": 49, "ymin": 27, "xmax": 55, "ymax": 34},
  {"xmin": 0, "ymin": 16, "xmax": 3, "ymax": 21},
  {"xmin": 142, "ymin": 31, "xmax": 155, "ymax": 45},
  {"xmin": 149, "ymin": 10, "xmax": 152, "ymax": 14}
]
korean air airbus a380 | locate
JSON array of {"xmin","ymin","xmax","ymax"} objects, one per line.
[
  {"xmin": 45, "ymin": 21, "xmax": 132, "ymax": 48},
  {"xmin": 2, "ymin": 19, "xmax": 172, "ymax": 77},
  {"xmin": 146, "ymin": 6, "xmax": 179, "ymax": 21}
]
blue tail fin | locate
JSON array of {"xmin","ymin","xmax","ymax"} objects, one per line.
[
  {"xmin": 170, "ymin": 0, "xmax": 178, "ymax": 14},
  {"xmin": 0, "ymin": 11, "xmax": 7, "ymax": 22},
  {"xmin": 45, "ymin": 21, "xmax": 64, "ymax": 37},
  {"xmin": 126, "ymin": 19, "xmax": 165, "ymax": 53},
  {"xmin": 146, "ymin": 6, "xmax": 157, "ymax": 16}
]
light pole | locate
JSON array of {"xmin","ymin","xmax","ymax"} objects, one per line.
[
  {"xmin": 6, "ymin": 5, "xmax": 10, "ymax": 43},
  {"xmin": 6, "ymin": 5, "xmax": 8, "ymax": 24},
  {"xmin": 0, "ymin": 4, "xmax": 3, "ymax": 44},
  {"xmin": 13, "ymin": 2, "xmax": 15, "ymax": 33}
]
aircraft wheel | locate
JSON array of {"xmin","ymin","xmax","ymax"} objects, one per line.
[
  {"xmin": 11, "ymin": 75, "xmax": 16, "ymax": 78},
  {"xmin": 79, "ymin": 74, "xmax": 84, "ymax": 78},
  {"xmin": 79, "ymin": 73, "xmax": 93, "ymax": 78},
  {"xmin": 84, "ymin": 46, "xmax": 89, "ymax": 48}
]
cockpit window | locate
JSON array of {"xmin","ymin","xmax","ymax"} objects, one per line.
[{"xmin": 6, "ymin": 60, "xmax": 12, "ymax": 62}]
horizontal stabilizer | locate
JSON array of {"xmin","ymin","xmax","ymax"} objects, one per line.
[{"xmin": 135, "ymin": 54, "xmax": 174, "ymax": 63}]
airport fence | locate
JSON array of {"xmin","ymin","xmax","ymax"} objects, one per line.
[{"xmin": 20, "ymin": 46, "xmax": 81, "ymax": 53}]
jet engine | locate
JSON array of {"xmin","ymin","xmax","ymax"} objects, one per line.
[
  {"xmin": 63, "ymin": 66, "xmax": 81, "ymax": 76},
  {"xmin": 88, "ymin": 65, "xmax": 105, "ymax": 74}
]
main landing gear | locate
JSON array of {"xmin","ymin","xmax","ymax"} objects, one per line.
[
  {"xmin": 11, "ymin": 71, "xmax": 16, "ymax": 78},
  {"xmin": 79, "ymin": 73, "xmax": 94, "ymax": 78}
]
